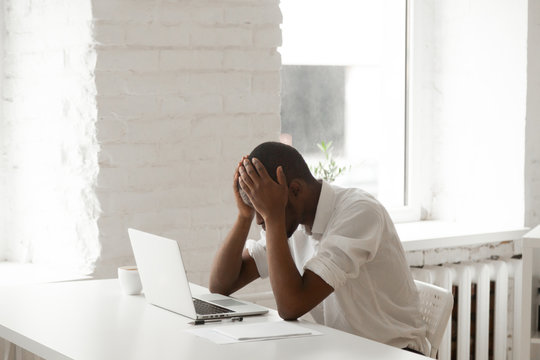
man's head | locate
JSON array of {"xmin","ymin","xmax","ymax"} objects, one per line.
[{"xmin": 239, "ymin": 142, "xmax": 320, "ymax": 237}]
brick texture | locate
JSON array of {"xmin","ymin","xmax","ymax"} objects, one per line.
[
  {"xmin": 1, "ymin": 0, "xmax": 100, "ymax": 273},
  {"xmin": 91, "ymin": 0, "xmax": 282, "ymax": 287}
]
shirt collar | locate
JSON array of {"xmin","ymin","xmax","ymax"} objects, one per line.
[{"xmin": 308, "ymin": 181, "xmax": 336, "ymax": 236}]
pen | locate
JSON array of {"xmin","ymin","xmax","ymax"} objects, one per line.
[{"xmin": 190, "ymin": 317, "xmax": 243, "ymax": 325}]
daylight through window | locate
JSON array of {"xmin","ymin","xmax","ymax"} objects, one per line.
[{"xmin": 280, "ymin": 0, "xmax": 407, "ymax": 210}]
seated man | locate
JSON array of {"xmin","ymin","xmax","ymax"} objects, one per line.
[{"xmin": 209, "ymin": 141, "xmax": 428, "ymax": 355}]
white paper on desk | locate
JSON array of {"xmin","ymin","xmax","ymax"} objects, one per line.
[
  {"xmin": 214, "ymin": 321, "xmax": 313, "ymax": 340},
  {"xmin": 187, "ymin": 321, "xmax": 321, "ymax": 344}
]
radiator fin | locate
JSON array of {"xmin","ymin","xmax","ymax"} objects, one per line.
[{"xmin": 412, "ymin": 259, "xmax": 522, "ymax": 360}]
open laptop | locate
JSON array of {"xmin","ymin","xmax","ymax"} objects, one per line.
[{"xmin": 128, "ymin": 228, "xmax": 268, "ymax": 320}]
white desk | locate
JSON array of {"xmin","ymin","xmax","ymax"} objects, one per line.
[{"xmin": 0, "ymin": 279, "xmax": 427, "ymax": 360}]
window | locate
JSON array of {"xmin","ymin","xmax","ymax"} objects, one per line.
[{"xmin": 279, "ymin": 0, "xmax": 412, "ymax": 216}]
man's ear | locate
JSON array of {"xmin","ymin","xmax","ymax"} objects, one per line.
[{"xmin": 288, "ymin": 179, "xmax": 302, "ymax": 198}]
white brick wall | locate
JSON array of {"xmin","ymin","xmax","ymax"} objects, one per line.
[
  {"xmin": 1, "ymin": 0, "xmax": 100, "ymax": 273},
  {"xmin": 0, "ymin": 0, "xmax": 282, "ymax": 291},
  {"xmin": 91, "ymin": 0, "xmax": 282, "ymax": 290},
  {"xmin": 405, "ymin": 241, "xmax": 517, "ymax": 268}
]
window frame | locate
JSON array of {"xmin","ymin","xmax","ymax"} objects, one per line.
[
  {"xmin": 0, "ymin": 0, "xmax": 5, "ymax": 255},
  {"xmin": 402, "ymin": 0, "xmax": 431, "ymax": 223}
]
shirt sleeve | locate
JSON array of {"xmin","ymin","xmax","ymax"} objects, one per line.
[
  {"xmin": 304, "ymin": 202, "xmax": 384, "ymax": 290},
  {"xmin": 245, "ymin": 230, "xmax": 269, "ymax": 278}
]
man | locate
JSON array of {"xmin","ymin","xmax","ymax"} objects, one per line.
[{"xmin": 209, "ymin": 142, "xmax": 428, "ymax": 355}]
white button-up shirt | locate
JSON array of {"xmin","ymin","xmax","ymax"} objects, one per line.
[{"xmin": 246, "ymin": 181, "xmax": 429, "ymax": 354}]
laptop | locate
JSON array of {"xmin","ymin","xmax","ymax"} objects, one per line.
[{"xmin": 128, "ymin": 228, "xmax": 268, "ymax": 320}]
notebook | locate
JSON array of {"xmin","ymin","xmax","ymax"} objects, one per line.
[{"xmin": 128, "ymin": 228, "xmax": 268, "ymax": 320}]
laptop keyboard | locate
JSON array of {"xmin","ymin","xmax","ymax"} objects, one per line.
[{"xmin": 193, "ymin": 298, "xmax": 234, "ymax": 315}]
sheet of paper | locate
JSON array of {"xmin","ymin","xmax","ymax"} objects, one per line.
[
  {"xmin": 187, "ymin": 321, "xmax": 322, "ymax": 344},
  {"xmin": 214, "ymin": 321, "xmax": 313, "ymax": 340}
]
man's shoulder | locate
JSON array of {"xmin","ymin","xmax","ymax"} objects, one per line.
[{"xmin": 331, "ymin": 184, "xmax": 383, "ymax": 213}]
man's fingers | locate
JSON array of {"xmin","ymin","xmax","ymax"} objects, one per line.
[
  {"xmin": 242, "ymin": 158, "xmax": 260, "ymax": 178},
  {"xmin": 236, "ymin": 155, "xmax": 249, "ymax": 176},
  {"xmin": 238, "ymin": 166, "xmax": 254, "ymax": 189},
  {"xmin": 239, "ymin": 177, "xmax": 257, "ymax": 204},
  {"xmin": 251, "ymin": 158, "xmax": 270, "ymax": 178},
  {"xmin": 238, "ymin": 177, "xmax": 250, "ymax": 192},
  {"xmin": 234, "ymin": 170, "xmax": 244, "ymax": 192}
]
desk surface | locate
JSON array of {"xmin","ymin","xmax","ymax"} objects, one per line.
[
  {"xmin": 0, "ymin": 262, "xmax": 91, "ymax": 286},
  {"xmin": 0, "ymin": 279, "xmax": 427, "ymax": 360}
]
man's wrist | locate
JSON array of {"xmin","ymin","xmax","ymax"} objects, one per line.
[
  {"xmin": 237, "ymin": 213, "xmax": 254, "ymax": 223},
  {"xmin": 264, "ymin": 213, "xmax": 286, "ymax": 228}
]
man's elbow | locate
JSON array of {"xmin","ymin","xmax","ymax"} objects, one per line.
[
  {"xmin": 278, "ymin": 312, "xmax": 299, "ymax": 321},
  {"xmin": 208, "ymin": 280, "xmax": 230, "ymax": 295},
  {"xmin": 276, "ymin": 305, "xmax": 304, "ymax": 321}
]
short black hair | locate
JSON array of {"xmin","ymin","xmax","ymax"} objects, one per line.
[{"xmin": 248, "ymin": 141, "xmax": 315, "ymax": 184}]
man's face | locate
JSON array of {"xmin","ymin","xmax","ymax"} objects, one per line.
[
  {"xmin": 284, "ymin": 201, "xmax": 301, "ymax": 238},
  {"xmin": 240, "ymin": 188, "xmax": 300, "ymax": 238}
]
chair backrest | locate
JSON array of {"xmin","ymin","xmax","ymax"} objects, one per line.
[{"xmin": 414, "ymin": 280, "xmax": 454, "ymax": 358}]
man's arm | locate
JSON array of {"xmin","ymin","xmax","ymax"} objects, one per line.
[
  {"xmin": 208, "ymin": 217, "xmax": 260, "ymax": 295},
  {"xmin": 239, "ymin": 158, "xmax": 333, "ymax": 320},
  {"xmin": 265, "ymin": 215, "xmax": 334, "ymax": 319},
  {"xmin": 208, "ymin": 162, "xmax": 260, "ymax": 295}
]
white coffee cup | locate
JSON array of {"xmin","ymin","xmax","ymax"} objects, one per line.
[{"xmin": 118, "ymin": 266, "xmax": 142, "ymax": 295}]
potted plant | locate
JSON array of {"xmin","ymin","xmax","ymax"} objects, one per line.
[{"xmin": 310, "ymin": 141, "xmax": 349, "ymax": 183}]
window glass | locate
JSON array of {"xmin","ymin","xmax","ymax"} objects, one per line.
[{"xmin": 280, "ymin": 0, "xmax": 407, "ymax": 208}]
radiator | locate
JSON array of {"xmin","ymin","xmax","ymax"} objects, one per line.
[{"xmin": 412, "ymin": 259, "xmax": 522, "ymax": 360}]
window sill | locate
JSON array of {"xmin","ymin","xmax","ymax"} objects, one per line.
[
  {"xmin": 396, "ymin": 220, "xmax": 528, "ymax": 252},
  {"xmin": 0, "ymin": 262, "xmax": 91, "ymax": 286}
]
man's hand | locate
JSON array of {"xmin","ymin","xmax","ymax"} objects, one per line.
[
  {"xmin": 234, "ymin": 156, "xmax": 254, "ymax": 220},
  {"xmin": 238, "ymin": 158, "xmax": 288, "ymax": 223}
]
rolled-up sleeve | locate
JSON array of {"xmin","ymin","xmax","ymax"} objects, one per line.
[
  {"xmin": 245, "ymin": 231, "xmax": 269, "ymax": 278},
  {"xmin": 304, "ymin": 205, "xmax": 383, "ymax": 290}
]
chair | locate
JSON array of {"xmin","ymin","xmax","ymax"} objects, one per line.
[{"xmin": 414, "ymin": 280, "xmax": 454, "ymax": 358}]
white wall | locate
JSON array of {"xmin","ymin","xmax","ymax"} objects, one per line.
[
  {"xmin": 526, "ymin": 0, "xmax": 540, "ymax": 228},
  {"xmin": 1, "ymin": 0, "xmax": 100, "ymax": 272},
  {"xmin": 91, "ymin": 0, "xmax": 282, "ymax": 287},
  {"xmin": 412, "ymin": 0, "xmax": 528, "ymax": 227},
  {"xmin": 0, "ymin": 0, "xmax": 282, "ymax": 286}
]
